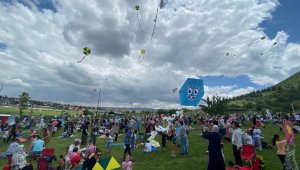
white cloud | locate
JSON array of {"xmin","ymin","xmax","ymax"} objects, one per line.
[{"xmin": 0, "ymin": 0, "xmax": 299, "ymax": 108}]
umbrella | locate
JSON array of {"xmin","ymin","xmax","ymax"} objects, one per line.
[
  {"xmin": 179, "ymin": 78, "xmax": 204, "ymax": 106},
  {"xmin": 93, "ymin": 156, "xmax": 120, "ymax": 170}
]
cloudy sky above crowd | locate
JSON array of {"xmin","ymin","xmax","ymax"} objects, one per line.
[{"xmin": 0, "ymin": 0, "xmax": 299, "ymax": 109}]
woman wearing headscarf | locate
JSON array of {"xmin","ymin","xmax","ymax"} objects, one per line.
[
  {"xmin": 202, "ymin": 125, "xmax": 225, "ymax": 170},
  {"xmin": 65, "ymin": 139, "xmax": 81, "ymax": 169},
  {"xmin": 11, "ymin": 145, "xmax": 33, "ymax": 170}
]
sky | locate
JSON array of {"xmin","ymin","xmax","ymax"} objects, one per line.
[{"xmin": 0, "ymin": 0, "xmax": 299, "ymax": 109}]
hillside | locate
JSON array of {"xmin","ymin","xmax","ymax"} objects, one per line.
[{"xmin": 229, "ymin": 71, "xmax": 300, "ymax": 112}]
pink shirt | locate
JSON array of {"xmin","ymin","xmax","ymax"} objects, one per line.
[{"xmin": 122, "ymin": 161, "xmax": 132, "ymax": 170}]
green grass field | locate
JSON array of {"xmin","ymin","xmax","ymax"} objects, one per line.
[
  {"xmin": 0, "ymin": 106, "xmax": 77, "ymax": 116},
  {"xmin": 0, "ymin": 123, "xmax": 299, "ymax": 170}
]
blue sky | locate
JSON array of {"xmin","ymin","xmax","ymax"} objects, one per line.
[
  {"xmin": 260, "ymin": 0, "xmax": 300, "ymax": 43},
  {"xmin": 0, "ymin": 42, "xmax": 7, "ymax": 50},
  {"xmin": 2, "ymin": 0, "xmax": 56, "ymax": 12},
  {"xmin": 198, "ymin": 75, "xmax": 267, "ymax": 90},
  {"xmin": 201, "ymin": 0, "xmax": 300, "ymax": 90}
]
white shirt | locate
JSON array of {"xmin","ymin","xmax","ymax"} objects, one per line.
[
  {"xmin": 232, "ymin": 128, "xmax": 243, "ymax": 148},
  {"xmin": 245, "ymin": 134, "xmax": 254, "ymax": 145},
  {"xmin": 144, "ymin": 143, "xmax": 152, "ymax": 152},
  {"xmin": 253, "ymin": 128, "xmax": 261, "ymax": 138},
  {"xmin": 295, "ymin": 114, "xmax": 300, "ymax": 121}
]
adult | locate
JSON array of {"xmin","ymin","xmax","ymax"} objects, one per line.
[
  {"xmin": 6, "ymin": 139, "xmax": 19, "ymax": 156},
  {"xmin": 202, "ymin": 125, "xmax": 225, "ymax": 170},
  {"xmin": 42, "ymin": 128, "xmax": 51, "ymax": 146},
  {"xmin": 6, "ymin": 123, "xmax": 17, "ymax": 143},
  {"xmin": 124, "ymin": 129, "xmax": 132, "ymax": 159},
  {"xmin": 81, "ymin": 121, "xmax": 89, "ymax": 147},
  {"xmin": 83, "ymin": 148, "xmax": 101, "ymax": 170},
  {"xmin": 232, "ymin": 122, "xmax": 243, "ymax": 166},
  {"xmin": 178, "ymin": 121, "xmax": 188, "ymax": 155},
  {"xmin": 65, "ymin": 139, "xmax": 81, "ymax": 169},
  {"xmin": 272, "ymin": 134, "xmax": 290, "ymax": 170},
  {"xmin": 29, "ymin": 136, "xmax": 45, "ymax": 156},
  {"xmin": 11, "ymin": 145, "xmax": 33, "ymax": 170}
]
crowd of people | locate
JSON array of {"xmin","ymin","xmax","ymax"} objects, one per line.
[{"xmin": 0, "ymin": 111, "xmax": 298, "ymax": 170}]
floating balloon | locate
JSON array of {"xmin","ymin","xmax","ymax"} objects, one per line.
[{"xmin": 77, "ymin": 47, "xmax": 91, "ymax": 63}]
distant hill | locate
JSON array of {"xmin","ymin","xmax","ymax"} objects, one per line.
[{"xmin": 228, "ymin": 71, "xmax": 300, "ymax": 112}]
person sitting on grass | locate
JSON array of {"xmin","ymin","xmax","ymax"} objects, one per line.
[
  {"xmin": 65, "ymin": 139, "xmax": 81, "ymax": 169},
  {"xmin": 6, "ymin": 138, "xmax": 19, "ymax": 157},
  {"xmin": 144, "ymin": 140, "xmax": 152, "ymax": 153},
  {"xmin": 11, "ymin": 145, "xmax": 33, "ymax": 170},
  {"xmin": 29, "ymin": 135, "xmax": 45, "ymax": 157},
  {"xmin": 122, "ymin": 154, "xmax": 133, "ymax": 170}
]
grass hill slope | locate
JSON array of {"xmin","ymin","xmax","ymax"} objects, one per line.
[{"xmin": 229, "ymin": 71, "xmax": 300, "ymax": 112}]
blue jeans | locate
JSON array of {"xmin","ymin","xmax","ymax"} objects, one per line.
[{"xmin": 180, "ymin": 136, "xmax": 188, "ymax": 154}]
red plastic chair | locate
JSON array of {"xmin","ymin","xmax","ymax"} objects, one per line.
[
  {"xmin": 241, "ymin": 145, "xmax": 255, "ymax": 161},
  {"xmin": 42, "ymin": 148, "xmax": 54, "ymax": 157},
  {"xmin": 236, "ymin": 165, "xmax": 252, "ymax": 170},
  {"xmin": 37, "ymin": 157, "xmax": 48, "ymax": 170}
]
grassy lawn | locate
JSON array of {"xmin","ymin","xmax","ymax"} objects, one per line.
[
  {"xmin": 0, "ymin": 123, "xmax": 299, "ymax": 169},
  {"xmin": 0, "ymin": 106, "xmax": 77, "ymax": 116}
]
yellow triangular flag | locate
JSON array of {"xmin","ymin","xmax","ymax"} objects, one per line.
[
  {"xmin": 93, "ymin": 162, "xmax": 104, "ymax": 170},
  {"xmin": 106, "ymin": 156, "xmax": 121, "ymax": 170}
]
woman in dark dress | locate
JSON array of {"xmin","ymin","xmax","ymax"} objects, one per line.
[{"xmin": 202, "ymin": 125, "xmax": 225, "ymax": 170}]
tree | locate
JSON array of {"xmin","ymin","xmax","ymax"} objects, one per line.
[
  {"xmin": 200, "ymin": 95, "xmax": 229, "ymax": 115},
  {"xmin": 19, "ymin": 92, "xmax": 30, "ymax": 116},
  {"xmin": 83, "ymin": 109, "xmax": 92, "ymax": 116}
]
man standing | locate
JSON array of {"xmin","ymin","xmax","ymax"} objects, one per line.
[
  {"xmin": 81, "ymin": 121, "xmax": 89, "ymax": 147},
  {"xmin": 178, "ymin": 121, "xmax": 188, "ymax": 155},
  {"xmin": 232, "ymin": 121, "xmax": 243, "ymax": 166}
]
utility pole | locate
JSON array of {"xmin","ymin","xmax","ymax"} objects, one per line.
[{"xmin": 96, "ymin": 88, "xmax": 101, "ymax": 117}]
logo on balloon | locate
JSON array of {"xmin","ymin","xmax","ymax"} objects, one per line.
[{"xmin": 187, "ymin": 88, "xmax": 199, "ymax": 101}]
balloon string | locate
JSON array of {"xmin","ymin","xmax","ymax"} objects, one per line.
[
  {"xmin": 136, "ymin": 12, "xmax": 144, "ymax": 33},
  {"xmin": 151, "ymin": 8, "xmax": 159, "ymax": 40}
]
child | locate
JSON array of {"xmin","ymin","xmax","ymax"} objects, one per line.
[
  {"xmin": 106, "ymin": 133, "xmax": 113, "ymax": 154},
  {"xmin": 253, "ymin": 126, "xmax": 262, "ymax": 150},
  {"xmin": 161, "ymin": 131, "xmax": 167, "ymax": 151},
  {"xmin": 144, "ymin": 140, "xmax": 152, "ymax": 153},
  {"xmin": 122, "ymin": 154, "xmax": 132, "ymax": 170},
  {"xmin": 56, "ymin": 155, "xmax": 65, "ymax": 170}
]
